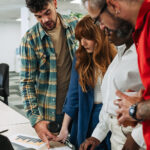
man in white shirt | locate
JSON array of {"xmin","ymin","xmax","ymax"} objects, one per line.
[{"xmin": 79, "ymin": 10, "xmax": 146, "ymax": 150}]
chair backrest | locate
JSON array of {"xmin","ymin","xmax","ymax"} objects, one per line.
[
  {"xmin": 0, "ymin": 134, "xmax": 14, "ymax": 150},
  {"xmin": 0, "ymin": 63, "xmax": 9, "ymax": 96}
]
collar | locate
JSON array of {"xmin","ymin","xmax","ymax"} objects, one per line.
[
  {"xmin": 38, "ymin": 23, "xmax": 47, "ymax": 40},
  {"xmin": 135, "ymin": 0, "xmax": 150, "ymax": 31},
  {"xmin": 117, "ymin": 44, "xmax": 135, "ymax": 57},
  {"xmin": 57, "ymin": 13, "xmax": 70, "ymax": 29}
]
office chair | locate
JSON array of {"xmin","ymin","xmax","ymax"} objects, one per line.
[
  {"xmin": 0, "ymin": 134, "xmax": 14, "ymax": 150},
  {"xmin": 0, "ymin": 63, "xmax": 9, "ymax": 105}
]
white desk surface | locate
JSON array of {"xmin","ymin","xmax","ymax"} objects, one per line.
[
  {"xmin": 0, "ymin": 101, "xmax": 29, "ymax": 126},
  {"xmin": 0, "ymin": 102, "xmax": 70, "ymax": 150}
]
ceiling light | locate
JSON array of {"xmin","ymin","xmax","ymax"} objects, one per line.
[
  {"xmin": 16, "ymin": 18, "xmax": 22, "ymax": 22},
  {"xmin": 70, "ymin": 0, "xmax": 81, "ymax": 4}
]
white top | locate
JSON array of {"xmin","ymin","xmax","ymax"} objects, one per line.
[
  {"xmin": 92, "ymin": 44, "xmax": 145, "ymax": 148},
  {"xmin": 94, "ymin": 76, "xmax": 102, "ymax": 103}
]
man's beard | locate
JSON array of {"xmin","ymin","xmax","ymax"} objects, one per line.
[
  {"xmin": 107, "ymin": 17, "xmax": 134, "ymax": 46},
  {"xmin": 43, "ymin": 21, "xmax": 56, "ymax": 30},
  {"xmin": 103, "ymin": 8, "xmax": 134, "ymax": 45},
  {"xmin": 43, "ymin": 16, "xmax": 57, "ymax": 31},
  {"xmin": 115, "ymin": 18, "xmax": 133, "ymax": 39}
]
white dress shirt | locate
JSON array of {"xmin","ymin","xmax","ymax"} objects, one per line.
[{"xmin": 92, "ymin": 44, "xmax": 145, "ymax": 148}]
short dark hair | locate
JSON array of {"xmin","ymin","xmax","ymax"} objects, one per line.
[{"xmin": 26, "ymin": 0, "xmax": 52, "ymax": 12}]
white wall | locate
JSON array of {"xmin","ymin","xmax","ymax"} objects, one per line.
[
  {"xmin": 0, "ymin": 1, "xmax": 86, "ymax": 72},
  {"xmin": 0, "ymin": 8, "xmax": 37, "ymax": 72},
  {"xmin": 0, "ymin": 21, "xmax": 21, "ymax": 71}
]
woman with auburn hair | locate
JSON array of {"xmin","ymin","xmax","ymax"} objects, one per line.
[{"xmin": 55, "ymin": 15, "xmax": 116, "ymax": 149}]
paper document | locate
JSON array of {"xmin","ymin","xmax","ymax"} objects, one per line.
[
  {"xmin": 10, "ymin": 134, "xmax": 45, "ymax": 149},
  {"xmin": 10, "ymin": 134, "xmax": 71, "ymax": 150}
]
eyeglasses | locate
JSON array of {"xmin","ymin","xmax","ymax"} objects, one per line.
[
  {"xmin": 104, "ymin": 27, "xmax": 124, "ymax": 39},
  {"xmin": 94, "ymin": 3, "xmax": 107, "ymax": 24},
  {"xmin": 104, "ymin": 27, "xmax": 118, "ymax": 36}
]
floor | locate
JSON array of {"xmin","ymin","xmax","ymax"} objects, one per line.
[{"xmin": 7, "ymin": 71, "xmax": 26, "ymax": 117}]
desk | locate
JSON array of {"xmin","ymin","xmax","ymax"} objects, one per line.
[
  {"xmin": 0, "ymin": 101, "xmax": 29, "ymax": 126},
  {"xmin": 0, "ymin": 101, "xmax": 70, "ymax": 150}
]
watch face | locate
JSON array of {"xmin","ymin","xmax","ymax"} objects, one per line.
[
  {"xmin": 129, "ymin": 104, "xmax": 136, "ymax": 118},
  {"xmin": 129, "ymin": 104, "xmax": 143, "ymax": 122},
  {"xmin": 130, "ymin": 107, "xmax": 135, "ymax": 114},
  {"xmin": 129, "ymin": 105, "xmax": 136, "ymax": 118}
]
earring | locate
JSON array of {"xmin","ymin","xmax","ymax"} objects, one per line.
[{"xmin": 115, "ymin": 10, "xmax": 120, "ymax": 14}]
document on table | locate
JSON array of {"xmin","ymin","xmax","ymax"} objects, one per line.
[
  {"xmin": 10, "ymin": 134, "xmax": 71, "ymax": 150},
  {"xmin": 10, "ymin": 134, "xmax": 45, "ymax": 149}
]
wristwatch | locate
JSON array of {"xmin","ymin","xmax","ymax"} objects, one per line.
[{"xmin": 129, "ymin": 103, "xmax": 143, "ymax": 122}]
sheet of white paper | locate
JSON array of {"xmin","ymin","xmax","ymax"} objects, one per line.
[
  {"xmin": 10, "ymin": 134, "xmax": 45, "ymax": 149},
  {"xmin": 10, "ymin": 134, "xmax": 72, "ymax": 150}
]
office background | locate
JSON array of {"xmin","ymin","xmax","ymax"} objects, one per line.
[
  {"xmin": 0, "ymin": 0, "xmax": 86, "ymax": 115},
  {"xmin": 0, "ymin": 0, "xmax": 86, "ymax": 71}
]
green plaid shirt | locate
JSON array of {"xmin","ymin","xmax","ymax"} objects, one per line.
[{"xmin": 20, "ymin": 14, "xmax": 78, "ymax": 126}]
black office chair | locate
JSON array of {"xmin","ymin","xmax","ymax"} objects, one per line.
[
  {"xmin": 0, "ymin": 135, "xmax": 14, "ymax": 150},
  {"xmin": 0, "ymin": 63, "xmax": 9, "ymax": 105}
]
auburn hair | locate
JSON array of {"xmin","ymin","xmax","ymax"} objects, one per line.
[{"xmin": 75, "ymin": 15, "xmax": 117, "ymax": 92}]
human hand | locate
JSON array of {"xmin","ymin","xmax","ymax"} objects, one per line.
[
  {"xmin": 118, "ymin": 118, "xmax": 137, "ymax": 127},
  {"xmin": 114, "ymin": 90, "xmax": 143, "ymax": 126},
  {"xmin": 55, "ymin": 128, "xmax": 69, "ymax": 143},
  {"xmin": 79, "ymin": 137, "xmax": 100, "ymax": 150},
  {"xmin": 122, "ymin": 134, "xmax": 140, "ymax": 150},
  {"xmin": 34, "ymin": 121, "xmax": 56, "ymax": 149}
]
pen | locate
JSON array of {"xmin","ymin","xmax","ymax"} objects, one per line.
[{"xmin": 0, "ymin": 129, "xmax": 9, "ymax": 134}]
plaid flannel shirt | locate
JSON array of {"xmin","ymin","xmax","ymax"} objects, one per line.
[{"xmin": 20, "ymin": 14, "xmax": 78, "ymax": 126}]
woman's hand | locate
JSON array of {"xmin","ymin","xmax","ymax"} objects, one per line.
[{"xmin": 55, "ymin": 128, "xmax": 69, "ymax": 143}]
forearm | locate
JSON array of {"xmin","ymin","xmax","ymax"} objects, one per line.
[
  {"xmin": 137, "ymin": 100, "xmax": 150, "ymax": 120},
  {"xmin": 61, "ymin": 113, "xmax": 72, "ymax": 130},
  {"xmin": 55, "ymin": 113, "xmax": 72, "ymax": 142}
]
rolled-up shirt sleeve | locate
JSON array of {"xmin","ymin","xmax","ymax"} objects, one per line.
[
  {"xmin": 132, "ymin": 124, "xmax": 146, "ymax": 149},
  {"xmin": 92, "ymin": 106, "xmax": 109, "ymax": 142}
]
